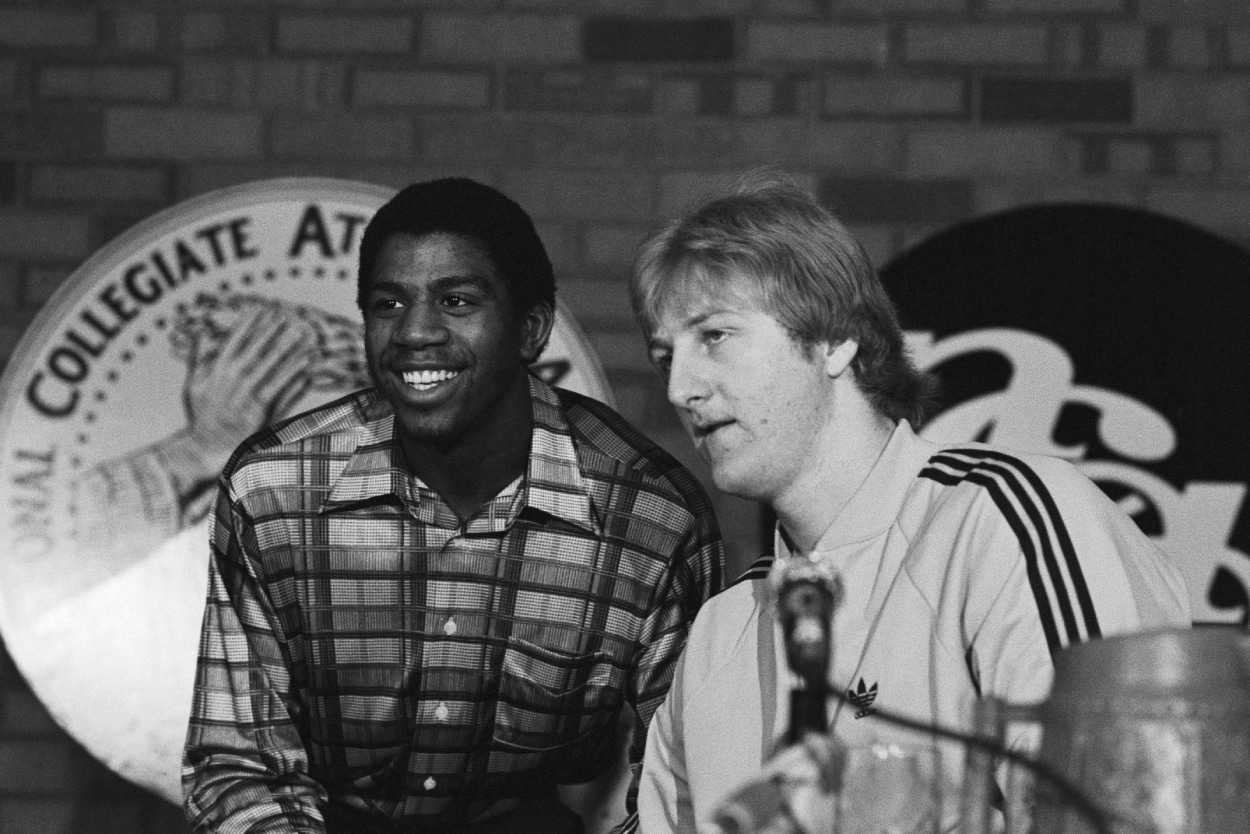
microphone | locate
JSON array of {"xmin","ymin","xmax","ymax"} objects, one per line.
[
  {"xmin": 768, "ymin": 555, "xmax": 842, "ymax": 743},
  {"xmin": 707, "ymin": 555, "xmax": 844, "ymax": 834}
]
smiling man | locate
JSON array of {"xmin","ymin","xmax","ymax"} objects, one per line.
[
  {"xmin": 182, "ymin": 178, "xmax": 725, "ymax": 834},
  {"xmin": 629, "ymin": 173, "xmax": 1190, "ymax": 832}
]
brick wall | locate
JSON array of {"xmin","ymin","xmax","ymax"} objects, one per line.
[{"xmin": 3, "ymin": 0, "xmax": 1249, "ymax": 829}]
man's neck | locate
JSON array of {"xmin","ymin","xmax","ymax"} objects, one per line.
[
  {"xmin": 397, "ymin": 382, "xmax": 535, "ymax": 523},
  {"xmin": 772, "ymin": 401, "xmax": 896, "ymax": 555},
  {"xmin": 403, "ymin": 436, "xmax": 531, "ymax": 522}
]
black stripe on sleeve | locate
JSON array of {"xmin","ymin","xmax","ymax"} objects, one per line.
[
  {"xmin": 921, "ymin": 449, "xmax": 1102, "ymax": 654},
  {"xmin": 966, "ymin": 449, "xmax": 1101, "ymax": 640},
  {"xmin": 730, "ymin": 553, "xmax": 774, "ymax": 588}
]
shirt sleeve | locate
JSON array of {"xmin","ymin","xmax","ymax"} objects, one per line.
[
  {"xmin": 620, "ymin": 504, "xmax": 726, "ymax": 822},
  {"xmin": 961, "ymin": 453, "xmax": 1190, "ymax": 728},
  {"xmin": 182, "ymin": 478, "xmax": 326, "ymax": 834}
]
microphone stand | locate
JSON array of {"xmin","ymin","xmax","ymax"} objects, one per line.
[{"xmin": 709, "ymin": 557, "xmax": 844, "ymax": 834}]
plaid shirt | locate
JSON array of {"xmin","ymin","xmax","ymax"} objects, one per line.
[{"xmin": 183, "ymin": 376, "xmax": 725, "ymax": 833}]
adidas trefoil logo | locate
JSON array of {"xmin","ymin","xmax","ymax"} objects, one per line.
[{"xmin": 846, "ymin": 677, "xmax": 878, "ymax": 719}]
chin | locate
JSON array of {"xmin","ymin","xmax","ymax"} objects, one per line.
[
  {"xmin": 394, "ymin": 411, "xmax": 463, "ymax": 446},
  {"xmin": 712, "ymin": 459, "xmax": 779, "ymax": 503},
  {"xmin": 709, "ymin": 467, "xmax": 753, "ymax": 501}
]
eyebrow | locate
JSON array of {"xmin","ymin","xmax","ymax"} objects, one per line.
[
  {"xmin": 366, "ymin": 275, "xmax": 498, "ymax": 297},
  {"xmin": 646, "ymin": 310, "xmax": 722, "ymax": 351}
]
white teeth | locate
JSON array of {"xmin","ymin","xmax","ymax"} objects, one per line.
[{"xmin": 402, "ymin": 369, "xmax": 459, "ymax": 390}]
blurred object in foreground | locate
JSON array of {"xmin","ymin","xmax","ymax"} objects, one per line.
[{"xmin": 975, "ymin": 627, "xmax": 1250, "ymax": 834}]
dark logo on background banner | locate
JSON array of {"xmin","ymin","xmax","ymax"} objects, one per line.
[{"xmin": 882, "ymin": 203, "xmax": 1250, "ymax": 627}]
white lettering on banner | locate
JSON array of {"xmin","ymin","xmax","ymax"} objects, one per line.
[
  {"xmin": 905, "ymin": 327, "xmax": 1249, "ymax": 624},
  {"xmin": 906, "ymin": 328, "xmax": 1175, "ymax": 461}
]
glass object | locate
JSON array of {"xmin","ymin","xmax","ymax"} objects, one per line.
[
  {"xmin": 1000, "ymin": 751, "xmax": 1039, "ymax": 834},
  {"xmin": 838, "ymin": 742, "xmax": 943, "ymax": 834}
]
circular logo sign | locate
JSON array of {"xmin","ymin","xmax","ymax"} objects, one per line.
[
  {"xmin": 881, "ymin": 203, "xmax": 1250, "ymax": 627},
  {"xmin": 0, "ymin": 178, "xmax": 614, "ymax": 802}
]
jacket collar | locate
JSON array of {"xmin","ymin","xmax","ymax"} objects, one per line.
[{"xmin": 775, "ymin": 419, "xmax": 937, "ymax": 558}]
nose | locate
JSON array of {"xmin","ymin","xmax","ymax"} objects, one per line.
[
  {"xmin": 393, "ymin": 301, "xmax": 450, "ymax": 348},
  {"xmin": 665, "ymin": 346, "xmax": 711, "ymax": 410}
]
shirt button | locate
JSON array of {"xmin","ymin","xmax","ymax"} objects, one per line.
[
  {"xmin": 435, "ymin": 702, "xmax": 449, "ymax": 721},
  {"xmin": 443, "ymin": 618, "xmax": 458, "ymax": 635},
  {"xmin": 424, "ymin": 776, "xmax": 437, "ymax": 791}
]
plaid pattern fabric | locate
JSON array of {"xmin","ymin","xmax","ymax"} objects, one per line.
[{"xmin": 183, "ymin": 376, "xmax": 725, "ymax": 833}]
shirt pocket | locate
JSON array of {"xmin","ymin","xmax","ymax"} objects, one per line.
[{"xmin": 490, "ymin": 635, "xmax": 619, "ymax": 766}]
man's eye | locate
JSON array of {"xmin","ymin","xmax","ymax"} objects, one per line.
[
  {"xmin": 442, "ymin": 293, "xmax": 475, "ymax": 309},
  {"xmin": 703, "ymin": 329, "xmax": 727, "ymax": 345},
  {"xmin": 650, "ymin": 352, "xmax": 672, "ymax": 374},
  {"xmin": 369, "ymin": 297, "xmax": 402, "ymax": 313}
]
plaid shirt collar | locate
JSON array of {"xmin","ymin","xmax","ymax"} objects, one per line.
[{"xmin": 321, "ymin": 376, "xmax": 599, "ymax": 534}]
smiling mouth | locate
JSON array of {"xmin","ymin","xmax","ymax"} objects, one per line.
[{"xmin": 402, "ymin": 369, "xmax": 460, "ymax": 391}]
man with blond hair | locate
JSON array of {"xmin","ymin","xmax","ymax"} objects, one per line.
[{"xmin": 630, "ymin": 174, "xmax": 1189, "ymax": 832}]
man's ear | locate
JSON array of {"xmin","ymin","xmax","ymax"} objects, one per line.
[
  {"xmin": 519, "ymin": 301, "xmax": 555, "ymax": 364},
  {"xmin": 823, "ymin": 339, "xmax": 859, "ymax": 378}
]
